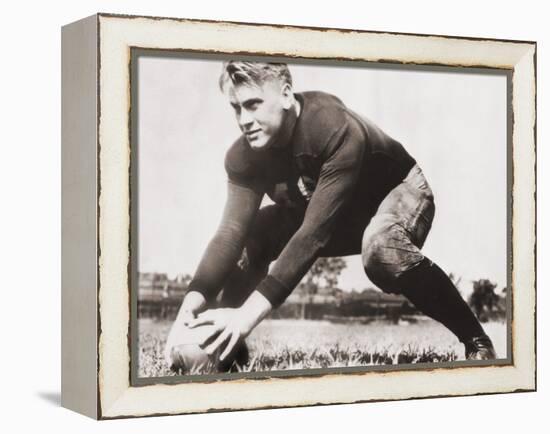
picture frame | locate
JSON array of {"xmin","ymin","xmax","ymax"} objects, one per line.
[{"xmin": 61, "ymin": 12, "xmax": 536, "ymax": 419}]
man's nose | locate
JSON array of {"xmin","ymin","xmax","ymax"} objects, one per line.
[{"xmin": 238, "ymin": 109, "xmax": 254, "ymax": 129}]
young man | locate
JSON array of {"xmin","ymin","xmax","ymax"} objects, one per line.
[{"xmin": 164, "ymin": 61, "xmax": 496, "ymax": 371}]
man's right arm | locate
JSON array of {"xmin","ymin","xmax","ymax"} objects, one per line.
[{"xmin": 187, "ymin": 180, "xmax": 263, "ymax": 302}]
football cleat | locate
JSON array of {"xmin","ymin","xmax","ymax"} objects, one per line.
[{"xmin": 464, "ymin": 334, "xmax": 497, "ymax": 360}]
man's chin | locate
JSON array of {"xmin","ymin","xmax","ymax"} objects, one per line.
[{"xmin": 247, "ymin": 138, "xmax": 271, "ymax": 150}]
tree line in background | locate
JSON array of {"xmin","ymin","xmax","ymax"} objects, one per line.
[{"xmin": 138, "ymin": 257, "xmax": 507, "ymax": 323}]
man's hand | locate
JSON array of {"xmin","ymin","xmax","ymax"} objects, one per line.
[
  {"xmin": 178, "ymin": 291, "xmax": 207, "ymax": 324},
  {"xmin": 188, "ymin": 291, "xmax": 273, "ymax": 361},
  {"xmin": 187, "ymin": 308, "xmax": 244, "ymax": 361},
  {"xmin": 164, "ymin": 291, "xmax": 207, "ymax": 364}
]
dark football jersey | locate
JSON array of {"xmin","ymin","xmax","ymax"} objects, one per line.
[{"xmin": 190, "ymin": 91, "xmax": 416, "ymax": 307}]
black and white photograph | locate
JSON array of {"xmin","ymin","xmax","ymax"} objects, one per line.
[
  {"xmin": 132, "ymin": 54, "xmax": 510, "ymax": 380},
  {"xmin": 2, "ymin": 0, "xmax": 544, "ymax": 427},
  {"xmin": 1, "ymin": 0, "xmax": 547, "ymax": 426}
]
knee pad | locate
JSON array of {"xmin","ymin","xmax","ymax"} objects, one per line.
[
  {"xmin": 362, "ymin": 230, "xmax": 400, "ymax": 291},
  {"xmin": 362, "ymin": 220, "xmax": 425, "ymax": 293}
]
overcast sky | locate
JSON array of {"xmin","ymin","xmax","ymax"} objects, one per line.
[{"xmin": 136, "ymin": 54, "xmax": 508, "ymax": 295}]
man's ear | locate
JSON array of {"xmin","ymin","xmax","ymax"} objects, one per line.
[{"xmin": 280, "ymin": 83, "xmax": 294, "ymax": 110}]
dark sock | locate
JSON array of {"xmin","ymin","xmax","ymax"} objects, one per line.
[{"xmin": 396, "ymin": 258, "xmax": 484, "ymax": 343}]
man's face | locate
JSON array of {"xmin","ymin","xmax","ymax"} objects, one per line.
[{"xmin": 226, "ymin": 80, "xmax": 290, "ymax": 150}]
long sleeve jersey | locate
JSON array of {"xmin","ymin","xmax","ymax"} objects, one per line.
[{"xmin": 188, "ymin": 91, "xmax": 416, "ymax": 308}]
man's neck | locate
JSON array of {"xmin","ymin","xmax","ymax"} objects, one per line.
[
  {"xmin": 294, "ymin": 96, "xmax": 302, "ymax": 119},
  {"xmin": 271, "ymin": 97, "xmax": 301, "ymax": 151}
]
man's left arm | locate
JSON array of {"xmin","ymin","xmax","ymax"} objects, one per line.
[
  {"xmin": 255, "ymin": 117, "xmax": 365, "ymax": 308},
  {"xmin": 189, "ymin": 117, "xmax": 365, "ymax": 360}
]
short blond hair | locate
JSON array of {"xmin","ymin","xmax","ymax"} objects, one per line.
[{"xmin": 219, "ymin": 61, "xmax": 292, "ymax": 92}]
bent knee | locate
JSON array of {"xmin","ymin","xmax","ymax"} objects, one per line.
[
  {"xmin": 362, "ymin": 224, "xmax": 424, "ymax": 292},
  {"xmin": 362, "ymin": 231, "xmax": 398, "ymax": 290}
]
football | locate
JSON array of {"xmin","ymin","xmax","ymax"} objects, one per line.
[{"xmin": 164, "ymin": 324, "xmax": 221, "ymax": 374}]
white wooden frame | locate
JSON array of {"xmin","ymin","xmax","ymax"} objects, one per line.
[{"xmin": 61, "ymin": 13, "xmax": 536, "ymax": 419}]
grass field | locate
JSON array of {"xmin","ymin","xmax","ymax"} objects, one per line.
[{"xmin": 138, "ymin": 318, "xmax": 507, "ymax": 378}]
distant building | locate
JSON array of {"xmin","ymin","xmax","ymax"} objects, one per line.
[
  {"xmin": 137, "ymin": 272, "xmax": 189, "ymax": 319},
  {"xmin": 136, "ymin": 272, "xmax": 417, "ymax": 321}
]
